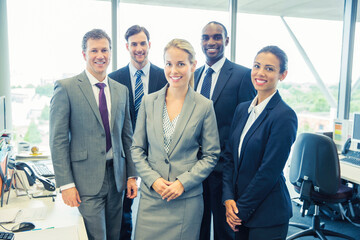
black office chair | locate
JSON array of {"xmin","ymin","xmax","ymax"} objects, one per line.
[{"xmin": 287, "ymin": 132, "xmax": 354, "ymax": 240}]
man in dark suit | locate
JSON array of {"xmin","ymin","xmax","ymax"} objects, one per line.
[
  {"xmin": 108, "ymin": 25, "xmax": 167, "ymax": 240},
  {"xmin": 195, "ymin": 21, "xmax": 256, "ymax": 240},
  {"xmin": 50, "ymin": 29, "xmax": 138, "ymax": 240}
]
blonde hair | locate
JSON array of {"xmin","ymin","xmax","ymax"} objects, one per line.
[{"xmin": 164, "ymin": 39, "xmax": 196, "ymax": 88}]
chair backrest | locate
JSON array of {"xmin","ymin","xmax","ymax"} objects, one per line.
[{"xmin": 289, "ymin": 132, "xmax": 340, "ymax": 195}]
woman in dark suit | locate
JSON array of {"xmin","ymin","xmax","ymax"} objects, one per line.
[
  {"xmin": 131, "ymin": 39, "xmax": 220, "ymax": 240},
  {"xmin": 222, "ymin": 46, "xmax": 298, "ymax": 240}
]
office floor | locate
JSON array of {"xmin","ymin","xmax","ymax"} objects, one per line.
[
  {"xmin": 131, "ymin": 192, "xmax": 360, "ymax": 239},
  {"xmin": 130, "ymin": 164, "xmax": 360, "ymax": 239},
  {"xmin": 288, "ymin": 201, "xmax": 360, "ymax": 239}
]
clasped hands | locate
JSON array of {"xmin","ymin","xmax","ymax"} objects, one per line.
[
  {"xmin": 225, "ymin": 199, "xmax": 242, "ymax": 232},
  {"xmin": 152, "ymin": 178, "xmax": 184, "ymax": 202}
]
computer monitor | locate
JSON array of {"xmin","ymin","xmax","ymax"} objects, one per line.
[
  {"xmin": 0, "ymin": 96, "xmax": 6, "ymax": 134},
  {"xmin": 352, "ymin": 113, "xmax": 360, "ymax": 150}
]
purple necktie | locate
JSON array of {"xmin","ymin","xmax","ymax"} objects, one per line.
[{"xmin": 95, "ymin": 82, "xmax": 111, "ymax": 152}]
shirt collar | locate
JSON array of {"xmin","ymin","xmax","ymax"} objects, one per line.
[
  {"xmin": 129, "ymin": 62, "xmax": 151, "ymax": 77},
  {"xmin": 205, "ymin": 56, "xmax": 226, "ymax": 74},
  {"xmin": 248, "ymin": 90, "xmax": 277, "ymax": 115},
  {"xmin": 85, "ymin": 69, "xmax": 109, "ymax": 86}
]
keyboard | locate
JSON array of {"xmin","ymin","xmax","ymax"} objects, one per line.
[
  {"xmin": 341, "ymin": 156, "xmax": 360, "ymax": 166},
  {"xmin": 341, "ymin": 150, "xmax": 360, "ymax": 167},
  {"xmin": 32, "ymin": 162, "xmax": 55, "ymax": 177},
  {"xmin": 0, "ymin": 232, "xmax": 14, "ymax": 240}
]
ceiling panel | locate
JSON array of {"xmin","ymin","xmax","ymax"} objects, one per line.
[{"xmin": 109, "ymin": 0, "xmax": 358, "ymax": 21}]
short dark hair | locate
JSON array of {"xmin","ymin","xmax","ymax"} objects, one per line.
[
  {"xmin": 205, "ymin": 21, "xmax": 228, "ymax": 38},
  {"xmin": 82, "ymin": 29, "xmax": 111, "ymax": 52},
  {"xmin": 256, "ymin": 46, "xmax": 288, "ymax": 73},
  {"xmin": 124, "ymin": 25, "xmax": 150, "ymax": 42}
]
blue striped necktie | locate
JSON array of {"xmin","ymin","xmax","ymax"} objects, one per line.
[
  {"xmin": 200, "ymin": 67, "xmax": 214, "ymax": 99},
  {"xmin": 134, "ymin": 70, "xmax": 144, "ymax": 119}
]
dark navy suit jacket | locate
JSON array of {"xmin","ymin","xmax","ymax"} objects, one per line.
[
  {"xmin": 109, "ymin": 63, "xmax": 167, "ymax": 129},
  {"xmin": 195, "ymin": 59, "xmax": 256, "ymax": 172},
  {"xmin": 222, "ymin": 91, "xmax": 297, "ymax": 227}
]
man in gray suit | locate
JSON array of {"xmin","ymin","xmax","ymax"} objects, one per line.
[{"xmin": 50, "ymin": 29, "xmax": 138, "ymax": 240}]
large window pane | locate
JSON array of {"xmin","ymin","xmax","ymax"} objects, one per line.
[
  {"xmin": 8, "ymin": 0, "xmax": 111, "ymax": 151},
  {"xmin": 236, "ymin": 13, "xmax": 343, "ymax": 133}
]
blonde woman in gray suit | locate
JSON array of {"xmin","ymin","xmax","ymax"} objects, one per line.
[{"xmin": 131, "ymin": 39, "xmax": 220, "ymax": 240}]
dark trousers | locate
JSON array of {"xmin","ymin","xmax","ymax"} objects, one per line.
[
  {"xmin": 119, "ymin": 190, "xmax": 133, "ymax": 240},
  {"xmin": 200, "ymin": 171, "xmax": 235, "ymax": 240},
  {"xmin": 235, "ymin": 223, "xmax": 289, "ymax": 240}
]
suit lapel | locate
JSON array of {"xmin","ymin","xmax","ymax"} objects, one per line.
[
  {"xmin": 212, "ymin": 59, "xmax": 232, "ymax": 104},
  {"xmin": 153, "ymin": 87, "xmax": 166, "ymax": 149},
  {"xmin": 232, "ymin": 107, "xmax": 250, "ymax": 172},
  {"xmin": 123, "ymin": 65, "xmax": 136, "ymax": 121},
  {"xmin": 108, "ymin": 79, "xmax": 119, "ymax": 131},
  {"xmin": 167, "ymin": 87, "xmax": 196, "ymax": 157},
  {"xmin": 194, "ymin": 66, "xmax": 205, "ymax": 91},
  {"xmin": 148, "ymin": 64, "xmax": 158, "ymax": 94},
  {"xmin": 77, "ymin": 71, "xmax": 103, "ymax": 127}
]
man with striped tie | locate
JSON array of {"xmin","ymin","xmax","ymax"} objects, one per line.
[{"xmin": 108, "ymin": 25, "xmax": 167, "ymax": 240}]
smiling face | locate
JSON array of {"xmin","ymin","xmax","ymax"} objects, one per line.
[
  {"xmin": 164, "ymin": 47, "xmax": 196, "ymax": 90},
  {"xmin": 82, "ymin": 38, "xmax": 111, "ymax": 81},
  {"xmin": 251, "ymin": 52, "xmax": 287, "ymax": 101},
  {"xmin": 126, "ymin": 31, "xmax": 151, "ymax": 69},
  {"xmin": 201, "ymin": 23, "xmax": 229, "ymax": 66}
]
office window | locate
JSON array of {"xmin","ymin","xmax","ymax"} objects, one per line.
[
  {"xmin": 350, "ymin": 20, "xmax": 360, "ymax": 114},
  {"xmin": 236, "ymin": 13, "xmax": 343, "ymax": 133},
  {"xmin": 117, "ymin": 3, "xmax": 229, "ymax": 68},
  {"xmin": 7, "ymin": 0, "xmax": 111, "ymax": 150},
  {"xmin": 7, "ymin": 0, "xmax": 230, "ymax": 151}
]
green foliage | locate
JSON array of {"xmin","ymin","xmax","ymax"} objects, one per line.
[
  {"xmin": 279, "ymin": 83, "xmax": 333, "ymax": 113},
  {"xmin": 24, "ymin": 120, "xmax": 42, "ymax": 144},
  {"xmin": 25, "ymin": 84, "xmax": 35, "ymax": 88},
  {"xmin": 40, "ymin": 105, "xmax": 50, "ymax": 121},
  {"xmin": 35, "ymin": 84, "xmax": 54, "ymax": 97}
]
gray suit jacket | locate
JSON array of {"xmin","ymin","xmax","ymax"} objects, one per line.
[
  {"xmin": 49, "ymin": 71, "xmax": 136, "ymax": 196},
  {"xmin": 131, "ymin": 85, "xmax": 220, "ymax": 199}
]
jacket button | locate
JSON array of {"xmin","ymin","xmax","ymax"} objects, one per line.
[
  {"xmin": 101, "ymin": 134, "xmax": 105, "ymax": 137},
  {"xmin": 165, "ymin": 159, "xmax": 169, "ymax": 164},
  {"xmin": 101, "ymin": 151, "xmax": 105, "ymax": 155}
]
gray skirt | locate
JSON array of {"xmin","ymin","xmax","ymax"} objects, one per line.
[{"xmin": 134, "ymin": 191, "xmax": 204, "ymax": 240}]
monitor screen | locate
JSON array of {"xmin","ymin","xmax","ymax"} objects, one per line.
[
  {"xmin": 0, "ymin": 96, "xmax": 5, "ymax": 134},
  {"xmin": 353, "ymin": 113, "xmax": 360, "ymax": 141}
]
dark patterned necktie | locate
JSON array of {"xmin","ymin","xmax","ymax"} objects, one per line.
[
  {"xmin": 134, "ymin": 70, "xmax": 144, "ymax": 120},
  {"xmin": 200, "ymin": 68, "xmax": 214, "ymax": 99},
  {"xmin": 95, "ymin": 82, "xmax": 111, "ymax": 152}
]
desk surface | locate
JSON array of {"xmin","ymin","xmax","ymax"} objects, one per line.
[
  {"xmin": 2, "ymin": 193, "xmax": 87, "ymax": 240},
  {"xmin": 339, "ymin": 160, "xmax": 360, "ymax": 185}
]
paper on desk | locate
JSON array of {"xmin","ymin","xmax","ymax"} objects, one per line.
[
  {"xmin": 0, "ymin": 208, "xmax": 21, "ymax": 223},
  {"xmin": 16, "ymin": 206, "xmax": 48, "ymax": 222},
  {"xmin": 15, "ymin": 225, "xmax": 79, "ymax": 240}
]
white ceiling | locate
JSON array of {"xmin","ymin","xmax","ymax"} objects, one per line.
[{"xmin": 114, "ymin": 0, "xmax": 358, "ymax": 22}]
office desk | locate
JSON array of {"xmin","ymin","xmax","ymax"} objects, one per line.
[
  {"xmin": 2, "ymin": 193, "xmax": 88, "ymax": 240},
  {"xmin": 339, "ymin": 160, "xmax": 360, "ymax": 185}
]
